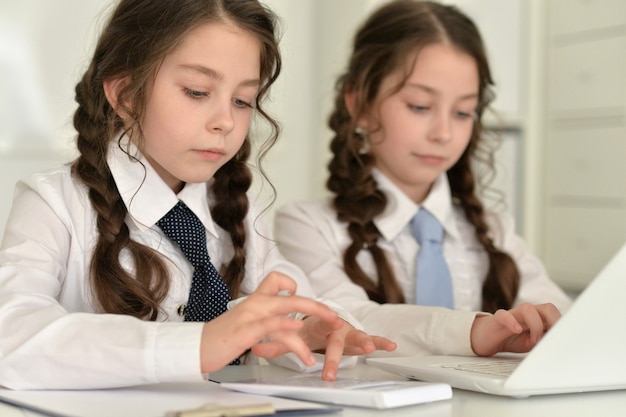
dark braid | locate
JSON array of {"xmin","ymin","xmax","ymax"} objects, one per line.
[
  {"xmin": 210, "ymin": 141, "xmax": 251, "ymax": 297},
  {"xmin": 449, "ymin": 129, "xmax": 520, "ymax": 312},
  {"xmin": 72, "ymin": 57, "xmax": 169, "ymax": 320},
  {"xmin": 327, "ymin": 92, "xmax": 402, "ymax": 303}
]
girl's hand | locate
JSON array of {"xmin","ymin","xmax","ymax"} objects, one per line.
[
  {"xmin": 199, "ymin": 272, "xmax": 340, "ymax": 373},
  {"xmin": 470, "ymin": 303, "xmax": 562, "ymax": 357},
  {"xmin": 252, "ymin": 315, "xmax": 397, "ymax": 381},
  {"xmin": 300, "ymin": 317, "xmax": 397, "ymax": 381}
]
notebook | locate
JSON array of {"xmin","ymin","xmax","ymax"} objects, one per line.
[
  {"xmin": 367, "ymin": 242, "xmax": 626, "ymax": 397},
  {"xmin": 220, "ymin": 373, "xmax": 452, "ymax": 409}
]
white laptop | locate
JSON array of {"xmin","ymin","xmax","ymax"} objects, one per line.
[{"xmin": 367, "ymin": 242, "xmax": 626, "ymax": 397}]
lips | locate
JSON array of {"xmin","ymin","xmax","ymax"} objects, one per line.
[
  {"xmin": 195, "ymin": 148, "xmax": 226, "ymax": 162},
  {"xmin": 414, "ymin": 153, "xmax": 445, "ymax": 165}
]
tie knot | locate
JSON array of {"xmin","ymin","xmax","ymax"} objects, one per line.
[
  {"xmin": 157, "ymin": 201, "xmax": 208, "ymax": 268},
  {"xmin": 411, "ymin": 208, "xmax": 444, "ymax": 244}
]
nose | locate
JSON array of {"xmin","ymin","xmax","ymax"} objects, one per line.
[
  {"xmin": 428, "ymin": 109, "xmax": 452, "ymax": 143},
  {"xmin": 207, "ymin": 99, "xmax": 235, "ymax": 133}
]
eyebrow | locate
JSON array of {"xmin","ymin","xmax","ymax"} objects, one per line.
[
  {"xmin": 406, "ymin": 83, "xmax": 478, "ymax": 101},
  {"xmin": 178, "ymin": 64, "xmax": 261, "ymax": 88}
]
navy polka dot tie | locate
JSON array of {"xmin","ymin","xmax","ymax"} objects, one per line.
[
  {"xmin": 157, "ymin": 201, "xmax": 240, "ymax": 364},
  {"xmin": 157, "ymin": 201, "xmax": 231, "ymax": 322}
]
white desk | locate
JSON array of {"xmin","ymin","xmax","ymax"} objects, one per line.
[{"xmin": 2, "ymin": 364, "xmax": 626, "ymax": 417}]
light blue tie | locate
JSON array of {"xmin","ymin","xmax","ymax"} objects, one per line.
[{"xmin": 411, "ymin": 208, "xmax": 454, "ymax": 308}]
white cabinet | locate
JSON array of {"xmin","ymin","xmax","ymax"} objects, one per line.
[
  {"xmin": 548, "ymin": 37, "xmax": 626, "ymax": 117},
  {"xmin": 548, "ymin": 0, "xmax": 626, "ymax": 36},
  {"xmin": 542, "ymin": 0, "xmax": 626, "ymax": 291}
]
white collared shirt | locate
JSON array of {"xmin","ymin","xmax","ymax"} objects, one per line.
[
  {"xmin": 274, "ymin": 170, "xmax": 573, "ymax": 357},
  {"xmin": 0, "ymin": 138, "xmax": 356, "ymax": 390}
]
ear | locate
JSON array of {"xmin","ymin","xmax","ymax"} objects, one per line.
[
  {"xmin": 344, "ymin": 90, "xmax": 360, "ymax": 118},
  {"xmin": 103, "ymin": 75, "xmax": 130, "ymax": 117},
  {"xmin": 344, "ymin": 90, "xmax": 370, "ymax": 130}
]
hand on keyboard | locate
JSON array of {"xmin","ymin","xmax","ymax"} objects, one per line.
[{"xmin": 470, "ymin": 303, "xmax": 562, "ymax": 356}]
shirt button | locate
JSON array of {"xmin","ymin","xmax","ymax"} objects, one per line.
[{"xmin": 177, "ymin": 304, "xmax": 186, "ymax": 317}]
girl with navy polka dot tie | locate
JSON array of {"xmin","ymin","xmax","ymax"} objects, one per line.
[{"xmin": 0, "ymin": 0, "xmax": 396, "ymax": 390}]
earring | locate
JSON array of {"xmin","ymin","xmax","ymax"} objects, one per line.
[{"xmin": 355, "ymin": 126, "xmax": 370, "ymax": 155}]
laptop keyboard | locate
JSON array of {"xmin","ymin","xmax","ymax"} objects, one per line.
[{"xmin": 441, "ymin": 359, "xmax": 522, "ymax": 377}]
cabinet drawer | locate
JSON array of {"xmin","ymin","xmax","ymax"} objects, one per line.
[
  {"xmin": 543, "ymin": 205, "xmax": 626, "ymax": 290},
  {"xmin": 549, "ymin": 0, "xmax": 626, "ymax": 36},
  {"xmin": 548, "ymin": 36, "xmax": 626, "ymax": 116},
  {"xmin": 545, "ymin": 126, "xmax": 626, "ymax": 200}
]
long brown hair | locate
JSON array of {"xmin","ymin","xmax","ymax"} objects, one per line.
[
  {"xmin": 71, "ymin": 0, "xmax": 281, "ymax": 320},
  {"xmin": 327, "ymin": 0, "xmax": 519, "ymax": 313}
]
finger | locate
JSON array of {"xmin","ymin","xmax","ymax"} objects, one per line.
[
  {"xmin": 305, "ymin": 314, "xmax": 344, "ymax": 334},
  {"xmin": 260, "ymin": 295, "xmax": 339, "ymax": 324},
  {"xmin": 321, "ymin": 331, "xmax": 346, "ymax": 381},
  {"xmin": 492, "ymin": 309, "xmax": 523, "ymax": 334},
  {"xmin": 514, "ymin": 304, "xmax": 544, "ymax": 344},
  {"xmin": 254, "ymin": 272, "xmax": 298, "ymax": 296},
  {"xmin": 536, "ymin": 303, "xmax": 562, "ymax": 330},
  {"xmin": 252, "ymin": 331, "xmax": 316, "ymax": 367},
  {"xmin": 226, "ymin": 315, "xmax": 304, "ymax": 351},
  {"xmin": 253, "ymin": 275, "xmax": 341, "ymax": 325},
  {"xmin": 371, "ymin": 335, "xmax": 397, "ymax": 352},
  {"xmin": 251, "ymin": 339, "xmax": 290, "ymax": 358},
  {"xmin": 341, "ymin": 330, "xmax": 376, "ymax": 356}
]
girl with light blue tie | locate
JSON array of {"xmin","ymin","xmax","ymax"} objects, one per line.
[{"xmin": 275, "ymin": 0, "xmax": 572, "ymax": 358}]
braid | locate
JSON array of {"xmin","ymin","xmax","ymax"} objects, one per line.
[
  {"xmin": 210, "ymin": 140, "xmax": 252, "ymax": 298},
  {"xmin": 449, "ymin": 139, "xmax": 520, "ymax": 313},
  {"xmin": 72, "ymin": 68, "xmax": 169, "ymax": 320},
  {"xmin": 327, "ymin": 92, "xmax": 404, "ymax": 304}
]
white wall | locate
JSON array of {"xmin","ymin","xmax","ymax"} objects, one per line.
[{"xmin": 0, "ymin": 0, "xmax": 109, "ymax": 239}]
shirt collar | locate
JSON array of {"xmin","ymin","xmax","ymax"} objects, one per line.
[
  {"xmin": 107, "ymin": 135, "xmax": 219, "ymax": 237},
  {"xmin": 372, "ymin": 169, "xmax": 461, "ymax": 241}
]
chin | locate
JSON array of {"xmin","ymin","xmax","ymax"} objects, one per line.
[{"xmin": 178, "ymin": 170, "xmax": 217, "ymax": 185}]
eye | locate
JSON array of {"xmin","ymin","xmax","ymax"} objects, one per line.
[
  {"xmin": 454, "ymin": 110, "xmax": 476, "ymax": 120},
  {"xmin": 184, "ymin": 88, "xmax": 208, "ymax": 99},
  {"xmin": 233, "ymin": 98, "xmax": 254, "ymax": 109},
  {"xmin": 408, "ymin": 104, "xmax": 430, "ymax": 113}
]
